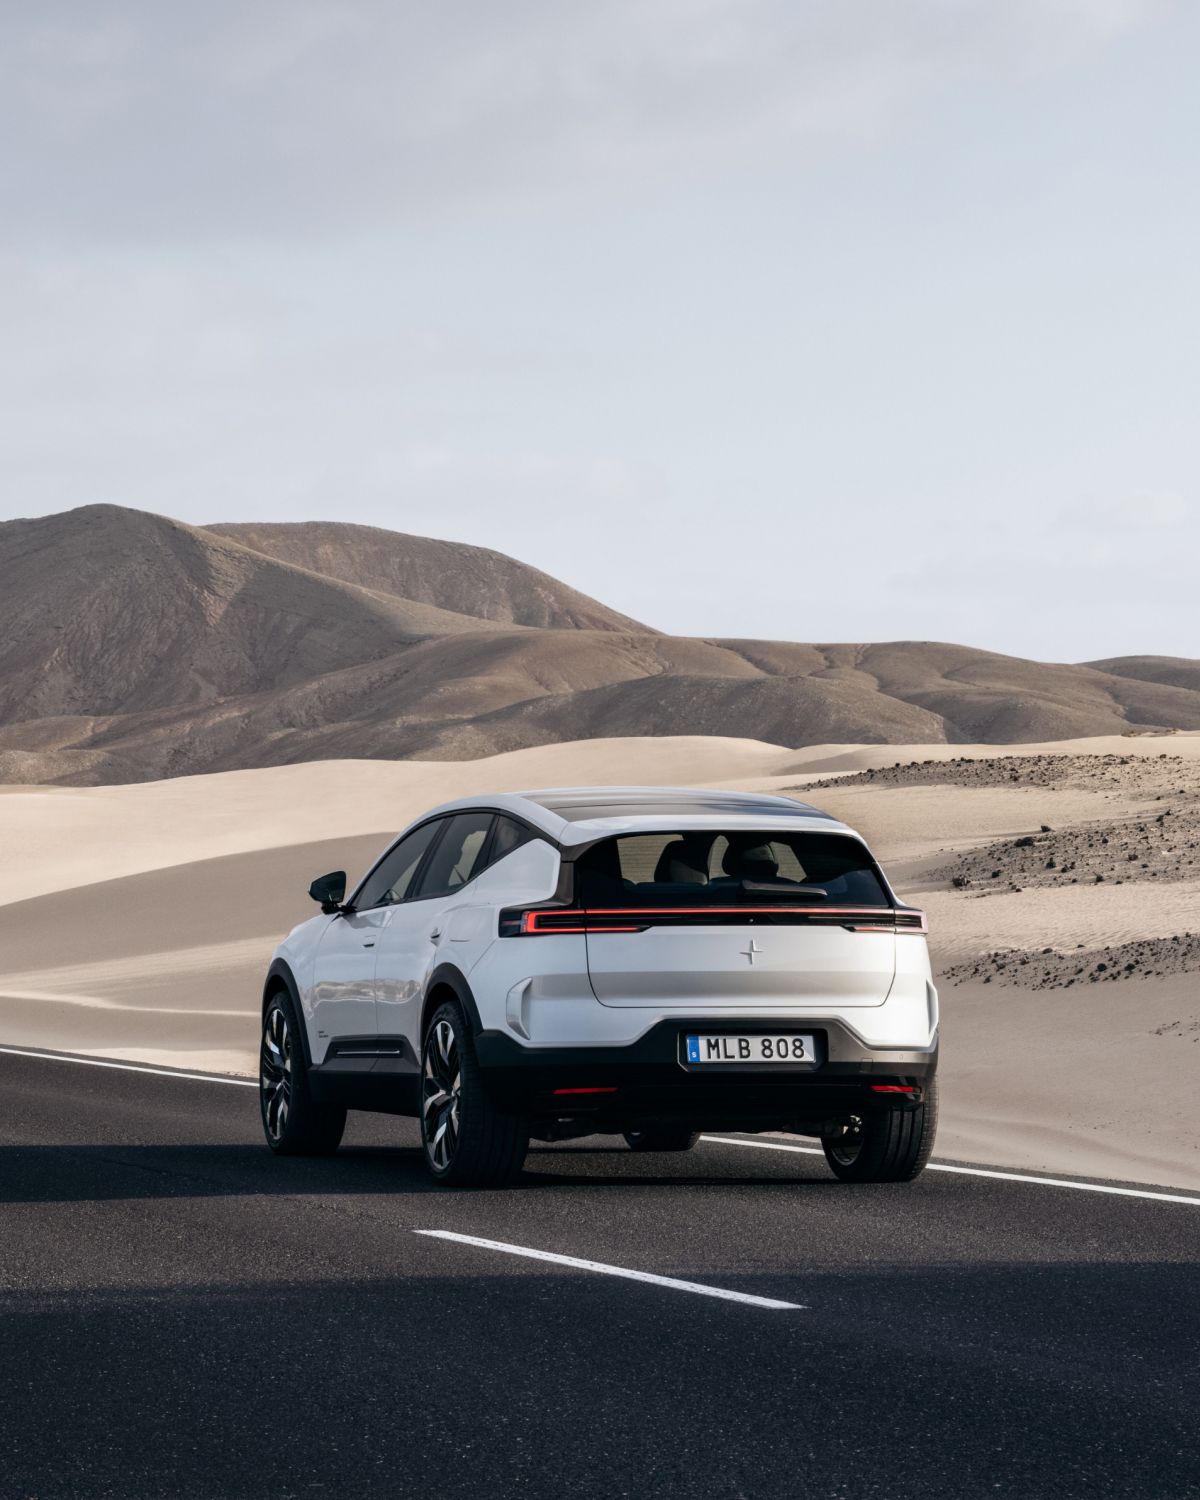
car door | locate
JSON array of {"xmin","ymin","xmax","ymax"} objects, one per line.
[
  {"xmin": 308, "ymin": 819, "xmax": 444, "ymax": 1063},
  {"xmin": 374, "ymin": 811, "xmax": 496, "ymax": 1055}
]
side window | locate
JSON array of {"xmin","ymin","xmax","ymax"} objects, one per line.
[
  {"xmin": 355, "ymin": 820, "xmax": 444, "ymax": 910},
  {"xmin": 488, "ymin": 815, "xmax": 532, "ymax": 867},
  {"xmin": 413, "ymin": 812, "xmax": 495, "ymax": 899}
]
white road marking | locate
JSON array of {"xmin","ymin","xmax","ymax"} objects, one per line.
[
  {"xmin": 414, "ymin": 1228, "xmax": 804, "ymax": 1310},
  {"xmin": 0, "ymin": 990, "xmax": 250, "ymax": 1016},
  {"xmin": 0, "ymin": 1045, "xmax": 257, "ymax": 1087},
  {"xmin": 700, "ymin": 1135, "xmax": 1200, "ymax": 1207}
]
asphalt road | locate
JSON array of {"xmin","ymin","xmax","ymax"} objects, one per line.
[{"xmin": 1, "ymin": 1049, "xmax": 1197, "ymax": 1500}]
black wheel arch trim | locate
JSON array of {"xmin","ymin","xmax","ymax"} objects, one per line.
[
  {"xmin": 262, "ymin": 958, "xmax": 316, "ymax": 1070},
  {"xmin": 423, "ymin": 962, "xmax": 484, "ymax": 1040}
]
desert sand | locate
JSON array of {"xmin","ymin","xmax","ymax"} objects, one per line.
[{"xmin": 2, "ymin": 732, "xmax": 1197, "ymax": 1189}]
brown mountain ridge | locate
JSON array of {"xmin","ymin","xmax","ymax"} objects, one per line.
[{"xmin": 1, "ymin": 504, "xmax": 1197, "ymax": 785}]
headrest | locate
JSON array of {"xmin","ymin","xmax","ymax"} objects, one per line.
[
  {"xmin": 653, "ymin": 839, "xmax": 709, "ymax": 885},
  {"xmin": 721, "ymin": 841, "xmax": 779, "ymax": 880}
]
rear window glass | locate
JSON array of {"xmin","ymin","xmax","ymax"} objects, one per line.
[{"xmin": 575, "ymin": 831, "xmax": 890, "ymax": 908}]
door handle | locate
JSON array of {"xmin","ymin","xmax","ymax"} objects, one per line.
[
  {"xmin": 428, "ymin": 929, "xmax": 441, "ymax": 942},
  {"xmin": 362, "ymin": 940, "xmax": 376, "ymax": 948}
]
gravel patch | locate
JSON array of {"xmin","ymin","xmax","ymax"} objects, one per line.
[
  {"xmin": 796, "ymin": 754, "xmax": 1200, "ymax": 895},
  {"xmin": 801, "ymin": 751, "xmax": 1200, "ymax": 796},
  {"xmin": 943, "ymin": 932, "xmax": 1200, "ymax": 991}
]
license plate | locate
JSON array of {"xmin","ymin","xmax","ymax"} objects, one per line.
[{"xmin": 685, "ymin": 1033, "xmax": 815, "ymax": 1065}]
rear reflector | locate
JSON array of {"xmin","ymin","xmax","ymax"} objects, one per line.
[
  {"xmin": 552, "ymin": 1086, "xmax": 618, "ymax": 1096},
  {"xmin": 869, "ymin": 1084, "xmax": 918, "ymax": 1094}
]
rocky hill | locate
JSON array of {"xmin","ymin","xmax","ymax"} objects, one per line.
[
  {"xmin": 206, "ymin": 519, "xmax": 648, "ymax": 633},
  {"xmin": 1, "ymin": 504, "xmax": 1198, "ymax": 785}
]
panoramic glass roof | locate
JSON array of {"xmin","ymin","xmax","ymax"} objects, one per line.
[{"xmin": 522, "ymin": 790, "xmax": 832, "ymax": 823}]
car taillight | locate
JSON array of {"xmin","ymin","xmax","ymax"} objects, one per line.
[
  {"xmin": 894, "ymin": 908, "xmax": 928, "ymax": 934},
  {"xmin": 498, "ymin": 907, "xmax": 645, "ymax": 936}
]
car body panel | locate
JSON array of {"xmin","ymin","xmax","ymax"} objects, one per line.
[
  {"xmin": 583, "ymin": 926, "xmax": 896, "ymax": 1008},
  {"xmin": 308, "ymin": 908, "xmax": 388, "ymax": 1052}
]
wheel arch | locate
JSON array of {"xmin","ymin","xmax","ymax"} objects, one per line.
[
  {"xmin": 421, "ymin": 962, "xmax": 483, "ymax": 1046},
  {"xmin": 262, "ymin": 958, "xmax": 315, "ymax": 1069}
]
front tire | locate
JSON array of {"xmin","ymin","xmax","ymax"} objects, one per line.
[
  {"xmin": 822, "ymin": 1077, "xmax": 938, "ymax": 1183},
  {"xmin": 259, "ymin": 992, "xmax": 346, "ymax": 1156},
  {"xmin": 623, "ymin": 1126, "xmax": 701, "ymax": 1153},
  {"xmin": 420, "ymin": 1001, "xmax": 529, "ymax": 1187}
]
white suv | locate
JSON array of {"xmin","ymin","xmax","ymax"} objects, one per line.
[{"xmin": 259, "ymin": 787, "xmax": 938, "ymax": 1186}]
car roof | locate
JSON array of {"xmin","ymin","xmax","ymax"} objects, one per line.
[{"xmin": 412, "ymin": 785, "xmax": 852, "ymax": 848}]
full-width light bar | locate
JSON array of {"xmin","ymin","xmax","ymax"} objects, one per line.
[{"xmin": 500, "ymin": 906, "xmax": 927, "ymax": 936}]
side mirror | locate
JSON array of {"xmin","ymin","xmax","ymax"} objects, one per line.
[{"xmin": 308, "ymin": 870, "xmax": 347, "ymax": 914}]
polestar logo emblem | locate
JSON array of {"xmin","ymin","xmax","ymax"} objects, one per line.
[{"xmin": 741, "ymin": 938, "xmax": 762, "ymax": 965}]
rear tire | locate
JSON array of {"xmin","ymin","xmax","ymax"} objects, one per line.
[
  {"xmin": 421, "ymin": 1001, "xmax": 529, "ymax": 1187},
  {"xmin": 623, "ymin": 1126, "xmax": 701, "ymax": 1153},
  {"xmin": 259, "ymin": 991, "xmax": 346, "ymax": 1156},
  {"xmin": 822, "ymin": 1078, "xmax": 938, "ymax": 1183}
]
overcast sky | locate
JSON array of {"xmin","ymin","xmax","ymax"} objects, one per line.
[{"xmin": 2, "ymin": 0, "xmax": 1196, "ymax": 661}]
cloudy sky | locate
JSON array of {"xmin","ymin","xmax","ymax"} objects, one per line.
[{"xmin": 2, "ymin": 0, "xmax": 1196, "ymax": 660}]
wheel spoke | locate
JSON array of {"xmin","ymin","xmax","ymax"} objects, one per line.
[
  {"xmin": 422, "ymin": 1019, "xmax": 463, "ymax": 1171},
  {"xmin": 260, "ymin": 1006, "xmax": 293, "ymax": 1142}
]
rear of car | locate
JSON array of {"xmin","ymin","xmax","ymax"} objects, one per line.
[
  {"xmin": 470, "ymin": 792, "xmax": 938, "ymax": 1181},
  {"xmin": 260, "ymin": 787, "xmax": 937, "ymax": 1186}
]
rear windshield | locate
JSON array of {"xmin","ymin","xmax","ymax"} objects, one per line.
[{"xmin": 575, "ymin": 831, "xmax": 890, "ymax": 908}]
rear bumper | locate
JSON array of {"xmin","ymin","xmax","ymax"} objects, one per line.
[{"xmin": 475, "ymin": 1017, "xmax": 937, "ymax": 1131}]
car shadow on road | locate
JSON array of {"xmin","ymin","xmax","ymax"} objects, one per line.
[
  {"xmin": 521, "ymin": 1143, "xmax": 842, "ymax": 1189},
  {"xmin": 0, "ymin": 1139, "xmax": 841, "ymax": 1202},
  {"xmin": 0, "ymin": 1142, "xmax": 448, "ymax": 1202}
]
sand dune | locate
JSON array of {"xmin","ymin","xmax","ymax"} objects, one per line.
[
  {"xmin": 1, "ymin": 732, "xmax": 1197, "ymax": 1190},
  {"xmin": 0, "ymin": 736, "xmax": 791, "ymax": 905},
  {"xmin": 937, "ymin": 974, "xmax": 1200, "ymax": 1189}
]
